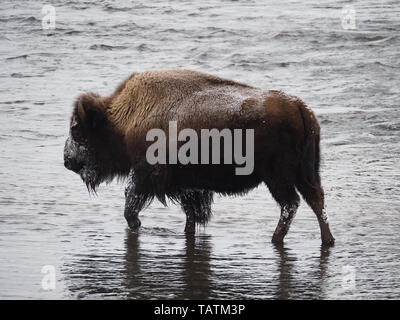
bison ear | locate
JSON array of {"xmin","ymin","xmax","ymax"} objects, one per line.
[{"xmin": 77, "ymin": 94, "xmax": 106, "ymax": 130}]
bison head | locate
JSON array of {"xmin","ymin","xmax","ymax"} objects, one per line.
[{"xmin": 64, "ymin": 93, "xmax": 110, "ymax": 193}]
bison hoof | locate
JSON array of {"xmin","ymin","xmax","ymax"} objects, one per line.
[
  {"xmin": 271, "ymin": 236, "xmax": 284, "ymax": 244},
  {"xmin": 321, "ymin": 237, "xmax": 335, "ymax": 246},
  {"xmin": 126, "ymin": 217, "xmax": 141, "ymax": 230}
]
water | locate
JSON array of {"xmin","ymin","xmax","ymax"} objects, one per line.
[{"xmin": 0, "ymin": 0, "xmax": 399, "ymax": 299}]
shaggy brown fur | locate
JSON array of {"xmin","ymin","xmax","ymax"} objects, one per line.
[{"xmin": 64, "ymin": 69, "xmax": 335, "ymax": 245}]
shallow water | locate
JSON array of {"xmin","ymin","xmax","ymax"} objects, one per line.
[{"xmin": 0, "ymin": 0, "xmax": 399, "ymax": 299}]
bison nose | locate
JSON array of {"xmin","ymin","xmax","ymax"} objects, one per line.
[
  {"xmin": 64, "ymin": 157, "xmax": 72, "ymax": 170},
  {"xmin": 64, "ymin": 156, "xmax": 82, "ymax": 173}
]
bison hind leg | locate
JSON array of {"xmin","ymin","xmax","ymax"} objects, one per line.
[
  {"xmin": 179, "ymin": 190, "xmax": 214, "ymax": 234},
  {"xmin": 265, "ymin": 180, "xmax": 300, "ymax": 244},
  {"xmin": 295, "ymin": 179, "xmax": 335, "ymax": 246}
]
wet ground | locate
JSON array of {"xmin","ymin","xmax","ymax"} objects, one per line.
[{"xmin": 0, "ymin": 0, "xmax": 399, "ymax": 299}]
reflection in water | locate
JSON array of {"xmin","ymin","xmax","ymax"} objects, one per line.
[
  {"xmin": 180, "ymin": 234, "xmax": 213, "ymax": 299},
  {"xmin": 64, "ymin": 229, "xmax": 335, "ymax": 299},
  {"xmin": 273, "ymin": 243, "xmax": 332, "ymax": 299},
  {"xmin": 64, "ymin": 230, "xmax": 214, "ymax": 299},
  {"xmin": 123, "ymin": 231, "xmax": 143, "ymax": 299},
  {"xmin": 318, "ymin": 245, "xmax": 332, "ymax": 297},
  {"xmin": 273, "ymin": 243, "xmax": 296, "ymax": 299},
  {"xmin": 122, "ymin": 231, "xmax": 213, "ymax": 299}
]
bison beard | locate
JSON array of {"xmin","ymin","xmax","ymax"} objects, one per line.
[{"xmin": 63, "ymin": 69, "xmax": 335, "ymax": 245}]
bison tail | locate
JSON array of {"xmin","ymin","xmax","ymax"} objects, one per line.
[{"xmin": 296, "ymin": 100, "xmax": 321, "ymax": 189}]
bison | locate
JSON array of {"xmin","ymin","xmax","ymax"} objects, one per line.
[{"xmin": 64, "ymin": 69, "xmax": 335, "ymax": 245}]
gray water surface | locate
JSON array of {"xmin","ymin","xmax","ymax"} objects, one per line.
[{"xmin": 0, "ymin": 0, "xmax": 399, "ymax": 299}]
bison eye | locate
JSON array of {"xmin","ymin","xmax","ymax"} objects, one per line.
[{"xmin": 71, "ymin": 123, "xmax": 84, "ymax": 142}]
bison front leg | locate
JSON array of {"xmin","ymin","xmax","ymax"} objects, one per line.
[
  {"xmin": 184, "ymin": 209, "xmax": 196, "ymax": 234},
  {"xmin": 179, "ymin": 190, "xmax": 214, "ymax": 234},
  {"xmin": 124, "ymin": 175, "xmax": 151, "ymax": 231}
]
